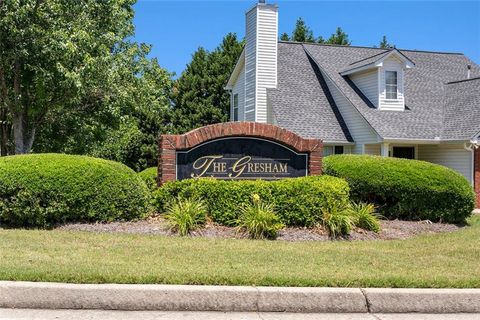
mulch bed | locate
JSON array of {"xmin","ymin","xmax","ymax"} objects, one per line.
[{"xmin": 56, "ymin": 215, "xmax": 462, "ymax": 241}]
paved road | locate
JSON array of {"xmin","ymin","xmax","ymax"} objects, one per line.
[{"xmin": 0, "ymin": 309, "xmax": 479, "ymax": 320}]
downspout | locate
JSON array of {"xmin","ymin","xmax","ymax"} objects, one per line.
[
  {"xmin": 227, "ymin": 89, "xmax": 233, "ymax": 122},
  {"xmin": 464, "ymin": 140, "xmax": 479, "ymax": 186}
]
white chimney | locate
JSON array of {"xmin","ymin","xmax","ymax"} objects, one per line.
[
  {"xmin": 467, "ymin": 65, "xmax": 471, "ymax": 79},
  {"xmin": 244, "ymin": 1, "xmax": 278, "ymax": 123}
]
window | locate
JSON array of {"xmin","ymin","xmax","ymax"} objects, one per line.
[
  {"xmin": 385, "ymin": 71, "xmax": 398, "ymax": 99},
  {"xmin": 392, "ymin": 147, "xmax": 415, "ymax": 159},
  {"xmin": 334, "ymin": 146, "xmax": 344, "ymax": 154},
  {"xmin": 233, "ymin": 94, "xmax": 239, "ymax": 121}
]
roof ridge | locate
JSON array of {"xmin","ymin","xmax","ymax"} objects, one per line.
[
  {"xmin": 446, "ymin": 76, "xmax": 480, "ymax": 84},
  {"xmin": 279, "ymin": 40, "xmax": 465, "ymax": 55},
  {"xmin": 347, "ymin": 50, "xmax": 391, "ymax": 66}
]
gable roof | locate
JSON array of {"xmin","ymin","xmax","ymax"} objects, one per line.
[
  {"xmin": 340, "ymin": 48, "xmax": 415, "ymax": 75},
  {"xmin": 443, "ymin": 77, "xmax": 480, "ymax": 141},
  {"xmin": 268, "ymin": 43, "xmax": 353, "ymax": 143},
  {"xmin": 297, "ymin": 42, "xmax": 480, "ymax": 141}
]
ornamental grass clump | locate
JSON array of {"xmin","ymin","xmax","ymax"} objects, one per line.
[
  {"xmin": 320, "ymin": 199, "xmax": 355, "ymax": 238},
  {"xmin": 237, "ymin": 194, "xmax": 284, "ymax": 240},
  {"xmin": 348, "ymin": 202, "xmax": 381, "ymax": 233},
  {"xmin": 164, "ymin": 197, "xmax": 207, "ymax": 236}
]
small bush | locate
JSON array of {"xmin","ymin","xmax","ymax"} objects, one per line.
[
  {"xmin": 164, "ymin": 197, "xmax": 207, "ymax": 236},
  {"xmin": 348, "ymin": 202, "xmax": 380, "ymax": 233},
  {"xmin": 237, "ymin": 194, "xmax": 284, "ymax": 239},
  {"xmin": 0, "ymin": 154, "xmax": 150, "ymax": 228},
  {"xmin": 138, "ymin": 167, "xmax": 158, "ymax": 190},
  {"xmin": 323, "ymin": 155, "xmax": 475, "ymax": 223},
  {"xmin": 320, "ymin": 199, "xmax": 354, "ymax": 237},
  {"xmin": 153, "ymin": 175, "xmax": 350, "ymax": 227}
]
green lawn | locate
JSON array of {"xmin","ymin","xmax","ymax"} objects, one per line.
[{"xmin": 1, "ymin": 216, "xmax": 479, "ymax": 288}]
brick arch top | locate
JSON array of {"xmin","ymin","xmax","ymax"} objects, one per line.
[
  {"xmin": 161, "ymin": 122, "xmax": 322, "ymax": 152},
  {"xmin": 158, "ymin": 122, "xmax": 323, "ymax": 185}
]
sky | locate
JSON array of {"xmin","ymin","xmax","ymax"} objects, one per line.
[{"xmin": 133, "ymin": 0, "xmax": 480, "ymax": 76}]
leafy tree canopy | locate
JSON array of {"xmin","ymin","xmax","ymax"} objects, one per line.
[{"xmin": 0, "ymin": 0, "xmax": 173, "ymax": 171}]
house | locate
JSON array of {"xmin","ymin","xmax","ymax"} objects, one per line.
[{"xmin": 225, "ymin": 1, "xmax": 480, "ymax": 205}]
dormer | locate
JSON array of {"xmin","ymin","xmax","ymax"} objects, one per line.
[{"xmin": 340, "ymin": 49, "xmax": 415, "ymax": 111}]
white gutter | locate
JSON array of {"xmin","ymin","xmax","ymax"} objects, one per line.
[{"xmin": 463, "ymin": 140, "xmax": 479, "ymax": 186}]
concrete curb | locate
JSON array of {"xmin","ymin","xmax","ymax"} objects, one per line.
[
  {"xmin": 1, "ymin": 281, "xmax": 479, "ymax": 313},
  {"xmin": 363, "ymin": 288, "xmax": 480, "ymax": 314}
]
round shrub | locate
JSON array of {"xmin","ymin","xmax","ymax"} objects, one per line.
[
  {"xmin": 0, "ymin": 154, "xmax": 150, "ymax": 228},
  {"xmin": 153, "ymin": 175, "xmax": 350, "ymax": 227},
  {"xmin": 323, "ymin": 155, "xmax": 475, "ymax": 223},
  {"xmin": 138, "ymin": 167, "xmax": 158, "ymax": 190}
]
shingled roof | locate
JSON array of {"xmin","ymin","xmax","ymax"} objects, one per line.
[
  {"xmin": 443, "ymin": 77, "xmax": 480, "ymax": 140},
  {"xmin": 268, "ymin": 43, "xmax": 353, "ymax": 143},
  {"xmin": 270, "ymin": 41, "xmax": 480, "ymax": 142}
]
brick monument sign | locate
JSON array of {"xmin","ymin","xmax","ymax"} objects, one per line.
[{"xmin": 158, "ymin": 122, "xmax": 323, "ymax": 186}]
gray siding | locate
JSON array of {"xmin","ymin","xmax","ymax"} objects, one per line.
[
  {"xmin": 418, "ymin": 144, "xmax": 473, "ymax": 184},
  {"xmin": 349, "ymin": 69, "xmax": 379, "ymax": 107},
  {"xmin": 322, "ymin": 71, "xmax": 379, "ymax": 154},
  {"xmin": 231, "ymin": 67, "xmax": 245, "ymax": 121}
]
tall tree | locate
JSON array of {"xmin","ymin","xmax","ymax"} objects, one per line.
[
  {"xmin": 0, "ymin": 0, "xmax": 141, "ymax": 154},
  {"xmin": 326, "ymin": 27, "xmax": 351, "ymax": 45},
  {"xmin": 34, "ymin": 42, "xmax": 173, "ymax": 171},
  {"xmin": 280, "ymin": 32, "xmax": 290, "ymax": 41},
  {"xmin": 379, "ymin": 35, "xmax": 394, "ymax": 49},
  {"xmin": 280, "ymin": 18, "xmax": 349, "ymax": 45},
  {"xmin": 172, "ymin": 33, "xmax": 243, "ymax": 133},
  {"xmin": 291, "ymin": 18, "xmax": 315, "ymax": 43}
]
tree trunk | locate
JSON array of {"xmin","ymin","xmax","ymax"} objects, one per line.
[
  {"xmin": 13, "ymin": 112, "xmax": 25, "ymax": 154},
  {"xmin": 0, "ymin": 107, "xmax": 7, "ymax": 156}
]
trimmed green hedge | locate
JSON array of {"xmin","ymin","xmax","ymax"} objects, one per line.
[
  {"xmin": 323, "ymin": 155, "xmax": 475, "ymax": 223},
  {"xmin": 0, "ymin": 154, "xmax": 150, "ymax": 228},
  {"xmin": 138, "ymin": 167, "xmax": 158, "ymax": 190},
  {"xmin": 153, "ymin": 176, "xmax": 350, "ymax": 226}
]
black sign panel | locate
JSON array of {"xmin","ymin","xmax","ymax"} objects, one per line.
[{"xmin": 176, "ymin": 137, "xmax": 308, "ymax": 180}]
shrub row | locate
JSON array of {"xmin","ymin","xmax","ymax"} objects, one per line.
[
  {"xmin": 153, "ymin": 175, "xmax": 350, "ymax": 227},
  {"xmin": 138, "ymin": 167, "xmax": 158, "ymax": 190},
  {"xmin": 323, "ymin": 155, "xmax": 475, "ymax": 223},
  {"xmin": 0, "ymin": 154, "xmax": 150, "ymax": 228}
]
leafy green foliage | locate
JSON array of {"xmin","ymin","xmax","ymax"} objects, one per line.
[
  {"xmin": 153, "ymin": 176, "xmax": 350, "ymax": 227},
  {"xmin": 348, "ymin": 202, "xmax": 380, "ymax": 233},
  {"xmin": 171, "ymin": 33, "xmax": 243, "ymax": 133},
  {"xmin": 138, "ymin": 167, "xmax": 158, "ymax": 191},
  {"xmin": 0, "ymin": 154, "xmax": 150, "ymax": 228},
  {"xmin": 164, "ymin": 197, "xmax": 207, "ymax": 236},
  {"xmin": 320, "ymin": 199, "xmax": 355, "ymax": 237},
  {"xmin": 0, "ymin": 0, "xmax": 135, "ymax": 153},
  {"xmin": 237, "ymin": 194, "xmax": 284, "ymax": 239},
  {"xmin": 323, "ymin": 155, "xmax": 475, "ymax": 223},
  {"xmin": 34, "ymin": 43, "xmax": 173, "ymax": 172},
  {"xmin": 0, "ymin": 1, "xmax": 172, "ymax": 172}
]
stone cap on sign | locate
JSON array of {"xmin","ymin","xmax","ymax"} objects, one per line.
[{"xmin": 158, "ymin": 122, "xmax": 323, "ymax": 185}]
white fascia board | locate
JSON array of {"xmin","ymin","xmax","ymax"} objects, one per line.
[
  {"xmin": 340, "ymin": 63, "xmax": 380, "ymax": 76},
  {"xmin": 341, "ymin": 50, "xmax": 414, "ymax": 76},
  {"xmin": 382, "ymin": 137, "xmax": 475, "ymax": 145},
  {"xmin": 225, "ymin": 49, "xmax": 245, "ymax": 90},
  {"xmin": 323, "ymin": 141, "xmax": 356, "ymax": 145},
  {"xmin": 380, "ymin": 50, "xmax": 415, "ymax": 69}
]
